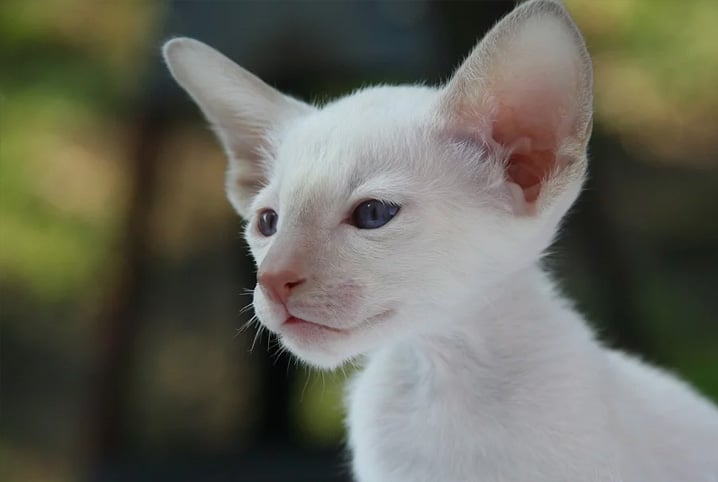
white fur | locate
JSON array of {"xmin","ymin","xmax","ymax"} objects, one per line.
[{"xmin": 163, "ymin": 0, "xmax": 718, "ymax": 480}]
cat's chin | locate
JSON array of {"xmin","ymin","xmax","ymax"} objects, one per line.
[
  {"xmin": 277, "ymin": 310, "xmax": 395, "ymax": 369},
  {"xmin": 279, "ymin": 326, "xmax": 356, "ymax": 369}
]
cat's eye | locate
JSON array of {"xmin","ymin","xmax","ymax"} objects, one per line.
[
  {"xmin": 257, "ymin": 209, "xmax": 278, "ymax": 236},
  {"xmin": 351, "ymin": 200, "xmax": 400, "ymax": 229}
]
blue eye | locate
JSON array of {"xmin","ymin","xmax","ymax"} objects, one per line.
[
  {"xmin": 351, "ymin": 200, "xmax": 400, "ymax": 229},
  {"xmin": 257, "ymin": 209, "xmax": 278, "ymax": 236}
]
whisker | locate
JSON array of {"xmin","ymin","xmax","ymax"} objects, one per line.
[
  {"xmin": 249, "ymin": 324, "xmax": 264, "ymax": 352},
  {"xmin": 236, "ymin": 315, "xmax": 258, "ymax": 338},
  {"xmin": 300, "ymin": 366, "xmax": 312, "ymax": 403},
  {"xmin": 239, "ymin": 302, "xmax": 255, "ymax": 315},
  {"xmin": 270, "ymin": 343, "xmax": 288, "ymax": 366}
]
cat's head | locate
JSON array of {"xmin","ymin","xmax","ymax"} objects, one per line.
[{"xmin": 163, "ymin": 0, "xmax": 593, "ymax": 368}]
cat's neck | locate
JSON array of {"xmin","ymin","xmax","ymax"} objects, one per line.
[{"xmin": 382, "ymin": 263, "xmax": 595, "ymax": 382}]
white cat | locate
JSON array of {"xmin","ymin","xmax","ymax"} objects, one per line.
[{"xmin": 162, "ymin": 0, "xmax": 718, "ymax": 480}]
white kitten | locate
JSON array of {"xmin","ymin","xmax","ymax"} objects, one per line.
[{"xmin": 163, "ymin": 0, "xmax": 718, "ymax": 480}]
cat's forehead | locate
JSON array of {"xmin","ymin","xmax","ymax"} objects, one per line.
[{"xmin": 271, "ymin": 86, "xmax": 439, "ymax": 206}]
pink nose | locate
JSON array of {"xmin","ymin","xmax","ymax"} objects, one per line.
[{"xmin": 257, "ymin": 268, "xmax": 305, "ymax": 304}]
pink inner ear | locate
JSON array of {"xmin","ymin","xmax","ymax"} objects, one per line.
[
  {"xmin": 491, "ymin": 93, "xmax": 567, "ymax": 204},
  {"xmin": 504, "ymin": 151, "xmax": 552, "ymax": 204}
]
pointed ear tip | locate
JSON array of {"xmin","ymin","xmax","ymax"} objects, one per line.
[
  {"xmin": 517, "ymin": 0, "xmax": 578, "ymax": 30},
  {"xmin": 161, "ymin": 37, "xmax": 205, "ymax": 63},
  {"xmin": 519, "ymin": 0, "xmax": 591, "ymax": 63},
  {"xmin": 521, "ymin": 0, "xmax": 569, "ymax": 14}
]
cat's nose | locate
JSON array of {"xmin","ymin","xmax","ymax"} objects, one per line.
[{"xmin": 257, "ymin": 268, "xmax": 306, "ymax": 305}]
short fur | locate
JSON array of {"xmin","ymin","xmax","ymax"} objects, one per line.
[{"xmin": 163, "ymin": 1, "xmax": 718, "ymax": 480}]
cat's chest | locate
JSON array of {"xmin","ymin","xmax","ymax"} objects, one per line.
[
  {"xmin": 345, "ymin": 344, "xmax": 617, "ymax": 482},
  {"xmin": 345, "ymin": 348, "xmax": 501, "ymax": 481}
]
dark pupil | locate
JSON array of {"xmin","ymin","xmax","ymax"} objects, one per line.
[
  {"xmin": 353, "ymin": 200, "xmax": 399, "ymax": 229},
  {"xmin": 258, "ymin": 209, "xmax": 278, "ymax": 236}
]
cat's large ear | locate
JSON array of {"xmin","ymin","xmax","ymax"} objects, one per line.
[
  {"xmin": 163, "ymin": 38, "xmax": 314, "ymax": 218},
  {"xmin": 441, "ymin": 0, "xmax": 592, "ymax": 214}
]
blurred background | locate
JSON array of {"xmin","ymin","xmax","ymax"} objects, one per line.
[{"xmin": 1, "ymin": 1, "xmax": 717, "ymax": 481}]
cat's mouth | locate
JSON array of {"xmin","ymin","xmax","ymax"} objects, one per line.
[
  {"xmin": 279, "ymin": 309, "xmax": 395, "ymax": 338},
  {"xmin": 276, "ymin": 309, "xmax": 396, "ymax": 367},
  {"xmin": 279, "ymin": 316, "xmax": 350, "ymax": 344},
  {"xmin": 282, "ymin": 316, "xmax": 345, "ymax": 333}
]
